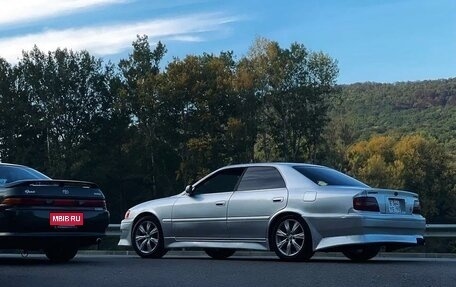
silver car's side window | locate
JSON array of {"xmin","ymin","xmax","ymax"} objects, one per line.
[
  {"xmin": 193, "ymin": 168, "xmax": 245, "ymax": 195},
  {"xmin": 236, "ymin": 167, "xmax": 286, "ymax": 191}
]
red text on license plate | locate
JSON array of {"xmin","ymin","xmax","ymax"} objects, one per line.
[{"xmin": 50, "ymin": 212, "xmax": 84, "ymax": 226}]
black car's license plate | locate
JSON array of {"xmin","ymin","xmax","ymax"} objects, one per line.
[{"xmin": 50, "ymin": 212, "xmax": 84, "ymax": 226}]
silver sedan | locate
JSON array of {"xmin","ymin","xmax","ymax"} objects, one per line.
[{"xmin": 118, "ymin": 163, "xmax": 425, "ymax": 261}]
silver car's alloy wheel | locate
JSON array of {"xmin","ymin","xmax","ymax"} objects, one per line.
[
  {"xmin": 275, "ymin": 219, "xmax": 305, "ymax": 257},
  {"xmin": 134, "ymin": 220, "xmax": 159, "ymax": 254},
  {"xmin": 132, "ymin": 216, "xmax": 167, "ymax": 258}
]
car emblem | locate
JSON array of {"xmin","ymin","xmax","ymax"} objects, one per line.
[{"xmin": 62, "ymin": 189, "xmax": 70, "ymax": 195}]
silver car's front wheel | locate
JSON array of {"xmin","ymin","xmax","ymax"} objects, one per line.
[
  {"xmin": 132, "ymin": 216, "xmax": 167, "ymax": 258},
  {"xmin": 272, "ymin": 216, "xmax": 313, "ymax": 261}
]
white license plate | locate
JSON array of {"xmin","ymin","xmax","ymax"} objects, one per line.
[{"xmin": 388, "ymin": 199, "xmax": 403, "ymax": 214}]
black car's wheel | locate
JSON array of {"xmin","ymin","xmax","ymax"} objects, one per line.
[
  {"xmin": 342, "ymin": 246, "xmax": 380, "ymax": 262},
  {"xmin": 132, "ymin": 215, "xmax": 167, "ymax": 258},
  {"xmin": 204, "ymin": 248, "xmax": 236, "ymax": 259},
  {"xmin": 271, "ymin": 215, "xmax": 313, "ymax": 261},
  {"xmin": 44, "ymin": 246, "xmax": 78, "ymax": 263}
]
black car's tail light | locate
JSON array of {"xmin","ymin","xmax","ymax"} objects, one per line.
[
  {"xmin": 353, "ymin": 196, "xmax": 380, "ymax": 212},
  {"xmin": 1, "ymin": 197, "xmax": 46, "ymax": 206},
  {"xmin": 413, "ymin": 200, "xmax": 421, "ymax": 214},
  {"xmin": 80, "ymin": 199, "xmax": 107, "ymax": 208},
  {"xmin": 0, "ymin": 197, "xmax": 106, "ymax": 209}
]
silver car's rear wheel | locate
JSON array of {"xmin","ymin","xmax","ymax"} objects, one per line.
[
  {"xmin": 272, "ymin": 216, "xmax": 313, "ymax": 261},
  {"xmin": 276, "ymin": 219, "xmax": 305, "ymax": 256},
  {"xmin": 132, "ymin": 216, "xmax": 167, "ymax": 258}
]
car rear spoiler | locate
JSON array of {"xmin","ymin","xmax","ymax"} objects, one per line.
[{"xmin": 4, "ymin": 179, "xmax": 99, "ymax": 189}]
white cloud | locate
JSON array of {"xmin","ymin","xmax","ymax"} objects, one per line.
[
  {"xmin": 0, "ymin": 13, "xmax": 239, "ymax": 63},
  {"xmin": 0, "ymin": 0, "xmax": 129, "ymax": 26},
  {"xmin": 166, "ymin": 35, "xmax": 205, "ymax": 42}
]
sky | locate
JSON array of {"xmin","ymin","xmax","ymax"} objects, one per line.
[{"xmin": 0, "ymin": 0, "xmax": 455, "ymax": 84}]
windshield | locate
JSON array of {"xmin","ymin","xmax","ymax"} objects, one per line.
[
  {"xmin": 0, "ymin": 165, "xmax": 50, "ymax": 186},
  {"xmin": 293, "ymin": 166, "xmax": 368, "ymax": 188}
]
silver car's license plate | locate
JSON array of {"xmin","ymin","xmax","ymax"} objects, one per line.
[{"xmin": 388, "ymin": 199, "xmax": 403, "ymax": 214}]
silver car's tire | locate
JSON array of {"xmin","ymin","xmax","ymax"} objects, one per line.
[
  {"xmin": 271, "ymin": 215, "xmax": 313, "ymax": 261},
  {"xmin": 132, "ymin": 215, "xmax": 167, "ymax": 258},
  {"xmin": 204, "ymin": 248, "xmax": 236, "ymax": 259},
  {"xmin": 343, "ymin": 246, "xmax": 380, "ymax": 262}
]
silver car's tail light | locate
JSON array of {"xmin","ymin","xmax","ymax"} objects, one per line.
[{"xmin": 353, "ymin": 196, "xmax": 380, "ymax": 212}]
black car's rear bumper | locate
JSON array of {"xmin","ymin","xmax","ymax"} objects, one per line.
[
  {"xmin": 0, "ymin": 233, "xmax": 106, "ymax": 249},
  {"xmin": 0, "ymin": 207, "xmax": 109, "ymax": 249}
]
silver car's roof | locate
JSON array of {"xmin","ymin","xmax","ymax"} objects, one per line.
[{"xmin": 223, "ymin": 162, "xmax": 325, "ymax": 169}]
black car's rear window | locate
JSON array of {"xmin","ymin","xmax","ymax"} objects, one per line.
[
  {"xmin": 293, "ymin": 166, "xmax": 368, "ymax": 187},
  {"xmin": 0, "ymin": 165, "xmax": 50, "ymax": 186}
]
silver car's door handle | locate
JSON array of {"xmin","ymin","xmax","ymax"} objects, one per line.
[
  {"xmin": 215, "ymin": 201, "xmax": 226, "ymax": 206},
  {"xmin": 272, "ymin": 197, "xmax": 284, "ymax": 202}
]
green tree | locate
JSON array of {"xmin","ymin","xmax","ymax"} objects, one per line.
[
  {"xmin": 118, "ymin": 35, "xmax": 168, "ymax": 199},
  {"xmin": 162, "ymin": 52, "xmax": 248, "ymax": 184},
  {"xmin": 1, "ymin": 55, "xmax": 53, "ymax": 169},
  {"xmin": 14, "ymin": 47, "xmax": 115, "ymax": 177},
  {"xmin": 246, "ymin": 38, "xmax": 339, "ymax": 162}
]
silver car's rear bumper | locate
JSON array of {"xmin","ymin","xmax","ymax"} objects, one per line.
[{"xmin": 306, "ymin": 213, "xmax": 426, "ymax": 251}]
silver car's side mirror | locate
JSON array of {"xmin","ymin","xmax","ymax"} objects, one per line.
[{"xmin": 185, "ymin": 185, "xmax": 193, "ymax": 194}]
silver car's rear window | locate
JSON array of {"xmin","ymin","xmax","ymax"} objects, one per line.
[{"xmin": 293, "ymin": 166, "xmax": 368, "ymax": 187}]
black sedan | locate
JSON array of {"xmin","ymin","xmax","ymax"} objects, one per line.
[{"xmin": 0, "ymin": 163, "xmax": 109, "ymax": 262}]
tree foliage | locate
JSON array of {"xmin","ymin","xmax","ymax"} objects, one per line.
[
  {"xmin": 0, "ymin": 36, "xmax": 339, "ymax": 221},
  {"xmin": 1, "ymin": 47, "xmax": 117, "ymax": 176},
  {"xmin": 247, "ymin": 38, "xmax": 339, "ymax": 161},
  {"xmin": 346, "ymin": 134, "xmax": 455, "ymax": 222},
  {"xmin": 1, "ymin": 35, "xmax": 454, "ymax": 224}
]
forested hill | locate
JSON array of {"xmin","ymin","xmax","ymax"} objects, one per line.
[{"xmin": 335, "ymin": 78, "xmax": 456, "ymax": 151}]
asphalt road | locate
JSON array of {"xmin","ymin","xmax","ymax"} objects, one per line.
[{"xmin": 1, "ymin": 253, "xmax": 455, "ymax": 287}]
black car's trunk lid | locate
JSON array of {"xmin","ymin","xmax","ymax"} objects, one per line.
[{"xmin": 1, "ymin": 179, "xmax": 105, "ymax": 208}]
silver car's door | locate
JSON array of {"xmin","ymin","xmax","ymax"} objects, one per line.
[
  {"xmin": 172, "ymin": 168, "xmax": 245, "ymax": 240},
  {"xmin": 227, "ymin": 166, "xmax": 288, "ymax": 240}
]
